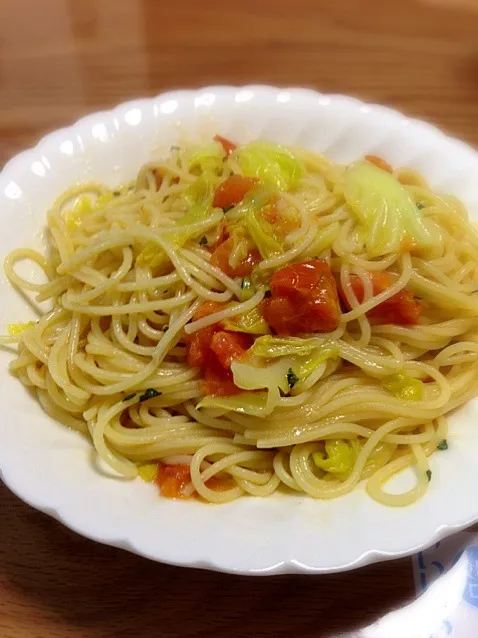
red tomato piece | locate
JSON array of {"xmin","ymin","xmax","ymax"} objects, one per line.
[
  {"xmin": 210, "ymin": 221, "xmax": 228, "ymax": 250},
  {"xmin": 156, "ymin": 461, "xmax": 235, "ymax": 499},
  {"xmin": 186, "ymin": 302, "xmax": 226, "ymax": 368},
  {"xmin": 259, "ymin": 202, "xmax": 300, "ymax": 239},
  {"xmin": 214, "ymin": 134, "xmax": 237, "ymax": 156},
  {"xmin": 185, "ymin": 302, "xmax": 249, "ymax": 396},
  {"xmin": 210, "ymin": 236, "xmax": 261, "ymax": 278},
  {"xmin": 186, "ymin": 325, "xmax": 216, "ymax": 368},
  {"xmin": 270, "ymin": 260, "xmax": 327, "ymax": 298},
  {"xmin": 263, "ymin": 297, "xmax": 297, "ymax": 336},
  {"xmin": 157, "ymin": 461, "xmax": 235, "ymax": 499},
  {"xmin": 192, "ymin": 301, "xmax": 226, "ymax": 321},
  {"xmin": 156, "ymin": 464, "xmax": 191, "ymax": 499},
  {"xmin": 201, "ymin": 356, "xmax": 242, "ymax": 396},
  {"xmin": 342, "ymin": 271, "xmax": 421, "ymax": 325},
  {"xmin": 263, "ymin": 260, "xmax": 341, "ymax": 335},
  {"xmin": 213, "ymin": 175, "xmax": 258, "ymax": 209},
  {"xmin": 261, "ymin": 206, "xmax": 280, "ymax": 225},
  {"xmin": 210, "ymin": 331, "xmax": 253, "ymax": 369}
]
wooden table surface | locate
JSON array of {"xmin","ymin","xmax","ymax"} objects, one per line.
[{"xmin": 2, "ymin": 0, "xmax": 478, "ymax": 636}]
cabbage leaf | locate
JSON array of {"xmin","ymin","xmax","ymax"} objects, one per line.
[
  {"xmin": 7, "ymin": 321, "xmax": 36, "ymax": 335},
  {"xmin": 344, "ymin": 161, "xmax": 442, "ymax": 257},
  {"xmin": 223, "ymin": 306, "xmax": 271, "ymax": 335},
  {"xmin": 249, "ymin": 336, "xmax": 339, "ymax": 392},
  {"xmin": 251, "ymin": 335, "xmax": 338, "ymax": 359},
  {"xmin": 198, "ymin": 357, "xmax": 292, "ymax": 416},
  {"xmin": 197, "ymin": 387, "xmax": 280, "ymax": 417},
  {"xmin": 231, "ymin": 358, "xmax": 291, "ymax": 394},
  {"xmin": 237, "ymin": 141, "xmax": 303, "ymax": 191},
  {"xmin": 136, "ymin": 174, "xmax": 218, "ymax": 268},
  {"xmin": 383, "ymin": 371, "xmax": 424, "ymax": 400},
  {"xmin": 234, "ymin": 185, "xmax": 283, "ymax": 259},
  {"xmin": 186, "ymin": 141, "xmax": 225, "ymax": 173}
]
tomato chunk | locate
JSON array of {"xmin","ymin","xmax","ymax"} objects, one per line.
[
  {"xmin": 263, "ymin": 260, "xmax": 340, "ymax": 335},
  {"xmin": 185, "ymin": 302, "xmax": 249, "ymax": 395},
  {"xmin": 211, "ymin": 221, "xmax": 228, "ymax": 250},
  {"xmin": 186, "ymin": 302, "xmax": 226, "ymax": 368},
  {"xmin": 210, "ymin": 236, "xmax": 261, "ymax": 278},
  {"xmin": 213, "ymin": 175, "xmax": 258, "ymax": 209},
  {"xmin": 210, "ymin": 331, "xmax": 253, "ymax": 369},
  {"xmin": 364, "ymin": 155, "xmax": 393, "ymax": 174},
  {"xmin": 341, "ymin": 271, "xmax": 421, "ymax": 325},
  {"xmin": 202, "ymin": 356, "xmax": 242, "ymax": 396},
  {"xmin": 156, "ymin": 464, "xmax": 191, "ymax": 499},
  {"xmin": 186, "ymin": 325, "xmax": 216, "ymax": 368},
  {"xmin": 260, "ymin": 202, "xmax": 300, "ymax": 238},
  {"xmin": 192, "ymin": 301, "xmax": 225, "ymax": 321},
  {"xmin": 156, "ymin": 461, "xmax": 234, "ymax": 499},
  {"xmin": 214, "ymin": 134, "xmax": 237, "ymax": 156}
]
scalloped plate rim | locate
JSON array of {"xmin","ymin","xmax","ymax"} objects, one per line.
[{"xmin": 1, "ymin": 85, "xmax": 478, "ymax": 575}]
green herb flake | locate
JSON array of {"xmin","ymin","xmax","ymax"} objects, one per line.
[
  {"xmin": 222, "ymin": 205, "xmax": 234, "ymax": 213},
  {"xmin": 123, "ymin": 392, "xmax": 136, "ymax": 402},
  {"xmin": 139, "ymin": 388, "xmax": 161, "ymax": 402},
  {"xmin": 417, "ymin": 202, "xmax": 425, "ymax": 210},
  {"xmin": 199, "ymin": 236, "xmax": 208, "ymax": 245},
  {"xmin": 113, "ymin": 190, "xmax": 121, "ymax": 197},
  {"xmin": 287, "ymin": 368, "xmax": 299, "ymax": 389},
  {"xmin": 426, "ymin": 469, "xmax": 432, "ymax": 482},
  {"xmin": 437, "ymin": 439, "xmax": 448, "ymax": 451},
  {"xmin": 241, "ymin": 278, "xmax": 252, "ymax": 290}
]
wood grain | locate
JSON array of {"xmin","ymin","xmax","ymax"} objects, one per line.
[{"xmin": 2, "ymin": 0, "xmax": 478, "ymax": 636}]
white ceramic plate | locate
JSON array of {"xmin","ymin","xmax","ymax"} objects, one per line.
[{"xmin": 1, "ymin": 86, "xmax": 478, "ymax": 575}]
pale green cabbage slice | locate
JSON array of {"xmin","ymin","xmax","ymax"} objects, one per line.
[
  {"xmin": 136, "ymin": 174, "xmax": 217, "ymax": 268},
  {"xmin": 383, "ymin": 371, "xmax": 424, "ymax": 400},
  {"xmin": 186, "ymin": 141, "xmax": 225, "ymax": 174},
  {"xmin": 344, "ymin": 161, "xmax": 442, "ymax": 257},
  {"xmin": 197, "ymin": 386, "xmax": 280, "ymax": 417},
  {"xmin": 237, "ymin": 141, "xmax": 303, "ymax": 191}
]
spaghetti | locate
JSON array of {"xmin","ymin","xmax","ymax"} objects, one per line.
[{"xmin": 2, "ymin": 137, "xmax": 478, "ymax": 506}]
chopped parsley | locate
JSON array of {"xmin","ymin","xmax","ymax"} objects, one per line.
[
  {"xmin": 139, "ymin": 388, "xmax": 161, "ymax": 402},
  {"xmin": 113, "ymin": 190, "xmax": 121, "ymax": 197},
  {"xmin": 426, "ymin": 469, "xmax": 432, "ymax": 482},
  {"xmin": 287, "ymin": 368, "xmax": 299, "ymax": 389},
  {"xmin": 123, "ymin": 392, "xmax": 136, "ymax": 402},
  {"xmin": 199, "ymin": 236, "xmax": 208, "ymax": 245},
  {"xmin": 240, "ymin": 277, "xmax": 256, "ymax": 300},
  {"xmin": 437, "ymin": 439, "xmax": 448, "ymax": 451},
  {"xmin": 222, "ymin": 205, "xmax": 234, "ymax": 213},
  {"xmin": 241, "ymin": 277, "xmax": 252, "ymax": 290},
  {"xmin": 417, "ymin": 202, "xmax": 425, "ymax": 210}
]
